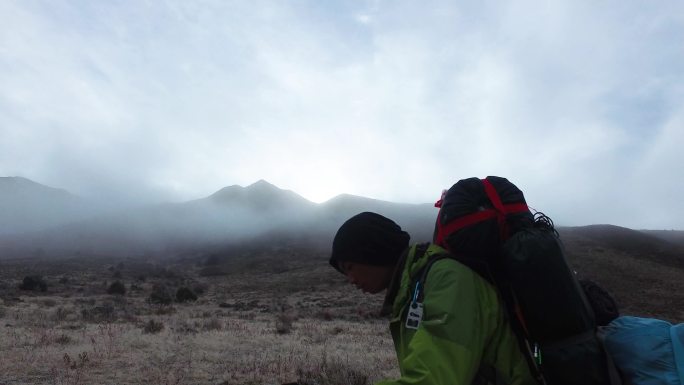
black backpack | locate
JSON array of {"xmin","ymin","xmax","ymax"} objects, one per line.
[{"xmin": 430, "ymin": 176, "xmax": 618, "ymax": 385}]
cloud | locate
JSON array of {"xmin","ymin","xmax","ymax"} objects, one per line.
[{"xmin": 0, "ymin": 0, "xmax": 683, "ymax": 228}]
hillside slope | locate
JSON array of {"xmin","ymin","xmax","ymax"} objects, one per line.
[
  {"xmin": 558, "ymin": 225, "xmax": 684, "ymax": 322},
  {"xmin": 0, "ymin": 177, "xmax": 95, "ymax": 234}
]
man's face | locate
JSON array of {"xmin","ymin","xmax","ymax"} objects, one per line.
[{"xmin": 338, "ymin": 261, "xmax": 393, "ymax": 294}]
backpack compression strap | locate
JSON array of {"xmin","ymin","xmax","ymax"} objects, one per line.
[{"xmin": 434, "ymin": 178, "xmax": 529, "ymax": 247}]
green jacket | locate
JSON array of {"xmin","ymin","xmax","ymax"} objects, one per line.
[{"xmin": 376, "ymin": 244, "xmax": 537, "ymax": 385}]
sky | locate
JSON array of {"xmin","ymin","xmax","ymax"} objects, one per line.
[{"xmin": 1, "ymin": 0, "xmax": 683, "ymax": 230}]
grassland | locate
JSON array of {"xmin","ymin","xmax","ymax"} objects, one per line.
[{"xmin": 0, "ymin": 250, "xmax": 398, "ymax": 385}]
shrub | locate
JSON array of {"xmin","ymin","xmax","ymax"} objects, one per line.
[
  {"xmin": 111, "ymin": 294, "xmax": 128, "ymax": 307},
  {"xmin": 63, "ymin": 352, "xmax": 89, "ymax": 370},
  {"xmin": 41, "ymin": 298, "xmax": 57, "ymax": 307},
  {"xmin": 174, "ymin": 321, "xmax": 198, "ymax": 334},
  {"xmin": 19, "ymin": 275, "xmax": 47, "ymax": 291},
  {"xmin": 202, "ymin": 317, "xmax": 223, "ymax": 331},
  {"xmin": 52, "ymin": 306, "xmax": 71, "ymax": 323},
  {"xmin": 142, "ymin": 319, "xmax": 164, "ymax": 334},
  {"xmin": 275, "ymin": 312, "xmax": 295, "ymax": 334},
  {"xmin": 107, "ymin": 281, "xmax": 126, "ymax": 295},
  {"xmin": 192, "ymin": 282, "xmax": 209, "ymax": 295},
  {"xmin": 175, "ymin": 287, "xmax": 197, "ymax": 303},
  {"xmin": 81, "ymin": 304, "xmax": 115, "ymax": 323},
  {"xmin": 199, "ymin": 266, "xmax": 228, "ymax": 277},
  {"xmin": 148, "ymin": 285, "xmax": 173, "ymax": 305},
  {"xmin": 204, "ymin": 254, "xmax": 222, "ymax": 266},
  {"xmin": 316, "ymin": 309, "xmax": 334, "ymax": 321},
  {"xmin": 55, "ymin": 334, "xmax": 72, "ymax": 345},
  {"xmin": 154, "ymin": 306, "xmax": 176, "ymax": 315}
]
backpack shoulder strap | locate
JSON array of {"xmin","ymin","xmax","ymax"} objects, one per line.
[
  {"xmin": 409, "ymin": 246, "xmax": 546, "ymax": 385},
  {"xmin": 407, "ymin": 248, "xmax": 526, "ymax": 385},
  {"xmin": 415, "ymin": 252, "xmax": 496, "ymax": 302}
]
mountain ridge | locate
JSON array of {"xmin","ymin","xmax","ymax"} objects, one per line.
[
  {"xmin": 2, "ymin": 177, "xmax": 683, "ymax": 265},
  {"xmin": 205, "ymin": 179, "xmax": 316, "ymax": 212},
  {"xmin": 0, "ymin": 176, "xmax": 94, "ymax": 235},
  {"xmin": 0, "ymin": 176, "xmax": 77, "ymax": 199}
]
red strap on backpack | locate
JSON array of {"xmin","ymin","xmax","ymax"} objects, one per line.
[
  {"xmin": 434, "ymin": 178, "xmax": 529, "ymax": 247},
  {"xmin": 482, "ymin": 178, "xmax": 511, "ymax": 240}
]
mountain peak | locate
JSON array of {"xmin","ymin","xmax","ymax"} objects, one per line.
[
  {"xmin": 210, "ymin": 179, "xmax": 278, "ymax": 198},
  {"xmin": 246, "ymin": 179, "xmax": 278, "ymax": 190},
  {"xmin": 0, "ymin": 176, "xmax": 74, "ymax": 197},
  {"xmin": 206, "ymin": 180, "xmax": 314, "ymax": 210}
]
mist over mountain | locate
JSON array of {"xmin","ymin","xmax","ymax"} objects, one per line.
[
  {"xmin": 0, "ymin": 177, "xmax": 102, "ymax": 235},
  {"xmin": 319, "ymin": 193, "xmax": 436, "ymax": 242},
  {"xmin": 2, "ymin": 177, "xmax": 683, "ymax": 274},
  {"xmin": 642, "ymin": 230, "xmax": 684, "ymax": 248},
  {"xmin": 0, "ymin": 177, "xmax": 436, "ymax": 259},
  {"xmin": 558, "ymin": 225, "xmax": 684, "ymax": 270}
]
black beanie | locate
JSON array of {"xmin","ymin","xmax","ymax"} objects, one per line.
[{"xmin": 329, "ymin": 212, "xmax": 410, "ymax": 273}]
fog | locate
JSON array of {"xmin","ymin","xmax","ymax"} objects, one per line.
[
  {"xmin": 1, "ymin": 1, "xmax": 683, "ymax": 231},
  {"xmin": 0, "ymin": 178, "xmax": 436, "ymax": 259}
]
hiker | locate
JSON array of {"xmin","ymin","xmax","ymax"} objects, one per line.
[{"xmin": 329, "ymin": 211, "xmax": 537, "ymax": 385}]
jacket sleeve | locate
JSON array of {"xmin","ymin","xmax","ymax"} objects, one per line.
[{"xmin": 376, "ymin": 259, "xmax": 499, "ymax": 385}]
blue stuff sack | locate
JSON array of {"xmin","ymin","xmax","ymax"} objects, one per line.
[{"xmin": 602, "ymin": 316, "xmax": 684, "ymax": 385}]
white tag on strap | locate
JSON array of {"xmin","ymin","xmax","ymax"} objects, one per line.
[{"xmin": 405, "ymin": 302, "xmax": 424, "ymax": 330}]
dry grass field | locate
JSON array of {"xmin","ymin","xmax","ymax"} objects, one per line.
[
  {"xmin": 0, "ymin": 249, "xmax": 398, "ymax": 385},
  {"xmin": 0, "ymin": 229, "xmax": 682, "ymax": 385}
]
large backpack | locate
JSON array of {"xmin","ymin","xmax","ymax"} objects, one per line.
[
  {"xmin": 430, "ymin": 176, "xmax": 616, "ymax": 385},
  {"xmin": 601, "ymin": 316, "xmax": 684, "ymax": 385}
]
